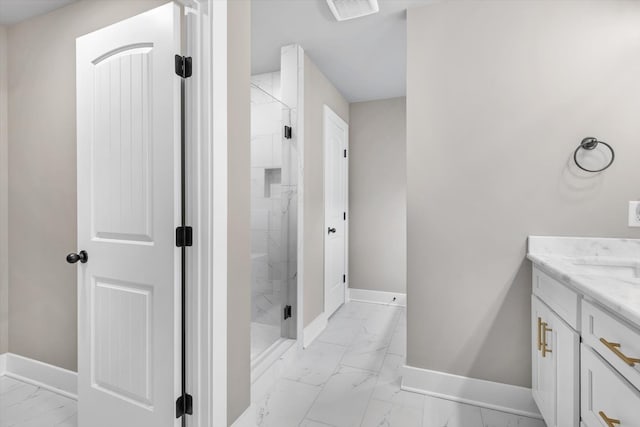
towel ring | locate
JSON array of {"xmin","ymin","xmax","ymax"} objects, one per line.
[{"xmin": 573, "ymin": 137, "xmax": 615, "ymax": 173}]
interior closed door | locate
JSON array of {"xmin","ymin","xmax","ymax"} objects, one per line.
[
  {"xmin": 75, "ymin": 4, "xmax": 181, "ymax": 426},
  {"xmin": 323, "ymin": 105, "xmax": 348, "ymax": 318}
]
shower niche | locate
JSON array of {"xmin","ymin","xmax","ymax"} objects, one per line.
[{"xmin": 250, "ymin": 71, "xmax": 297, "ymax": 362}]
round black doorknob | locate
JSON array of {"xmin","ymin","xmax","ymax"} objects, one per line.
[
  {"xmin": 66, "ymin": 250, "xmax": 88, "ymax": 264},
  {"xmin": 328, "ymin": 227, "xmax": 336, "ymax": 234}
]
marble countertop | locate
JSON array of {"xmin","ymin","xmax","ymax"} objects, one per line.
[{"xmin": 528, "ymin": 236, "xmax": 640, "ymax": 328}]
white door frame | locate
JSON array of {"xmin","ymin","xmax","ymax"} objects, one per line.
[
  {"xmin": 322, "ymin": 105, "xmax": 349, "ymax": 317},
  {"xmin": 180, "ymin": 1, "xmax": 229, "ymax": 426}
]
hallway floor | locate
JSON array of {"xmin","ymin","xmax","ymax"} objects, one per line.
[
  {"xmin": 0, "ymin": 376, "xmax": 76, "ymax": 427},
  {"xmin": 248, "ymin": 301, "xmax": 545, "ymax": 427},
  {"xmin": 0, "ymin": 301, "xmax": 545, "ymax": 427}
]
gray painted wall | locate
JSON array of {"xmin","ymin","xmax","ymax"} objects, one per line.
[
  {"xmin": 227, "ymin": 0, "xmax": 251, "ymax": 424},
  {"xmin": 349, "ymin": 97, "xmax": 406, "ymax": 294},
  {"xmin": 302, "ymin": 54, "xmax": 349, "ymax": 327},
  {"xmin": 407, "ymin": 1, "xmax": 640, "ymax": 388},
  {"xmin": 6, "ymin": 0, "xmax": 166, "ymax": 371},
  {"xmin": 0, "ymin": 24, "xmax": 8, "ymax": 355}
]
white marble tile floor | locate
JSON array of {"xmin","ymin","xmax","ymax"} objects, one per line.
[
  {"xmin": 249, "ymin": 301, "xmax": 546, "ymax": 427},
  {"xmin": 0, "ymin": 376, "xmax": 77, "ymax": 427},
  {"xmin": 0, "ymin": 301, "xmax": 546, "ymax": 427}
]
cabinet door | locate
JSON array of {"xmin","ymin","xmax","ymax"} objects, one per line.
[
  {"xmin": 532, "ymin": 296, "xmax": 580, "ymax": 427},
  {"xmin": 581, "ymin": 344, "xmax": 640, "ymax": 427}
]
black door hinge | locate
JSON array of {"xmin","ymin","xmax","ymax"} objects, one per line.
[
  {"xmin": 284, "ymin": 305, "xmax": 292, "ymax": 320},
  {"xmin": 343, "ymin": 212, "xmax": 346, "ymax": 221},
  {"xmin": 284, "ymin": 125, "xmax": 292, "ymax": 139},
  {"xmin": 176, "ymin": 226, "xmax": 193, "ymax": 247},
  {"xmin": 175, "ymin": 55, "xmax": 192, "ymax": 78},
  {"xmin": 343, "ymin": 274, "xmax": 346, "ymax": 283},
  {"xmin": 343, "ymin": 149, "xmax": 347, "ymax": 158},
  {"xmin": 175, "ymin": 393, "xmax": 193, "ymax": 418}
]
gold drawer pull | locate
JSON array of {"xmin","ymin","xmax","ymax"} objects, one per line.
[
  {"xmin": 537, "ymin": 317, "xmax": 543, "ymax": 351},
  {"xmin": 542, "ymin": 322, "xmax": 552, "ymax": 358},
  {"xmin": 599, "ymin": 411, "xmax": 621, "ymax": 426},
  {"xmin": 600, "ymin": 338, "xmax": 640, "ymax": 367}
]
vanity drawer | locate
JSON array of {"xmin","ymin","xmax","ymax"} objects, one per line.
[
  {"xmin": 532, "ymin": 267, "xmax": 580, "ymax": 330},
  {"xmin": 581, "ymin": 345, "xmax": 640, "ymax": 427},
  {"xmin": 582, "ymin": 300, "xmax": 640, "ymax": 391}
]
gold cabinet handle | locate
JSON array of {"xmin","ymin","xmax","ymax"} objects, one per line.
[
  {"xmin": 599, "ymin": 411, "xmax": 621, "ymax": 427},
  {"xmin": 537, "ymin": 317, "xmax": 543, "ymax": 351},
  {"xmin": 541, "ymin": 322, "xmax": 552, "ymax": 358},
  {"xmin": 600, "ymin": 338, "xmax": 640, "ymax": 367}
]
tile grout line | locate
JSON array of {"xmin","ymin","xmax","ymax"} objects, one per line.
[
  {"xmin": 301, "ymin": 303, "xmax": 393, "ymax": 427},
  {"xmin": 297, "ymin": 310, "xmax": 363, "ymax": 427},
  {"xmin": 300, "ymin": 313, "xmax": 366, "ymax": 427}
]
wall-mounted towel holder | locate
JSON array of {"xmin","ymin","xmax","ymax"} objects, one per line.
[{"xmin": 573, "ymin": 137, "xmax": 615, "ymax": 173}]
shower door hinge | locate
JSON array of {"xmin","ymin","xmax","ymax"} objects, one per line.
[
  {"xmin": 284, "ymin": 305, "xmax": 292, "ymax": 320},
  {"xmin": 343, "ymin": 149, "xmax": 347, "ymax": 158},
  {"xmin": 284, "ymin": 125, "xmax": 292, "ymax": 139},
  {"xmin": 343, "ymin": 274, "xmax": 346, "ymax": 283},
  {"xmin": 343, "ymin": 212, "xmax": 346, "ymax": 221},
  {"xmin": 175, "ymin": 393, "xmax": 193, "ymax": 418},
  {"xmin": 176, "ymin": 226, "xmax": 193, "ymax": 247},
  {"xmin": 175, "ymin": 55, "xmax": 192, "ymax": 78}
]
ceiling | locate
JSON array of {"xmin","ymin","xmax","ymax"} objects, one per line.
[
  {"xmin": 252, "ymin": 0, "xmax": 430, "ymax": 102},
  {"xmin": 1, "ymin": 0, "xmax": 426, "ymax": 101}
]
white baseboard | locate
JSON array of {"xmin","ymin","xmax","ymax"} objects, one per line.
[
  {"xmin": 0, "ymin": 353, "xmax": 6, "ymax": 375},
  {"xmin": 1, "ymin": 353, "xmax": 77, "ymax": 400},
  {"xmin": 250, "ymin": 338, "xmax": 298, "ymax": 403},
  {"xmin": 348, "ymin": 288, "xmax": 406, "ymax": 307},
  {"xmin": 302, "ymin": 312, "xmax": 327, "ymax": 348},
  {"xmin": 401, "ymin": 365, "xmax": 541, "ymax": 419}
]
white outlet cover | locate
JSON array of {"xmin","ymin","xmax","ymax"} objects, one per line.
[{"xmin": 629, "ymin": 201, "xmax": 640, "ymax": 227}]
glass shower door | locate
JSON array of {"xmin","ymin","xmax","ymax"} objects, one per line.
[{"xmin": 250, "ymin": 74, "xmax": 296, "ymax": 361}]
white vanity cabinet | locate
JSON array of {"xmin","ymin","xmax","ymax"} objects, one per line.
[
  {"xmin": 581, "ymin": 345, "xmax": 640, "ymax": 427},
  {"xmin": 531, "ymin": 280, "xmax": 579, "ymax": 427},
  {"xmin": 531, "ymin": 265, "xmax": 640, "ymax": 427}
]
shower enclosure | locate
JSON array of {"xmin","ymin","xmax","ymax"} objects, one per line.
[{"xmin": 250, "ymin": 72, "xmax": 297, "ymax": 361}]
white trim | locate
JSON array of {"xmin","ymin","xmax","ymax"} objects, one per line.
[
  {"xmin": 401, "ymin": 365, "xmax": 542, "ymax": 419},
  {"xmin": 210, "ymin": 1, "xmax": 229, "ymax": 426},
  {"xmin": 348, "ymin": 288, "xmax": 406, "ymax": 307},
  {"xmin": 250, "ymin": 339, "xmax": 295, "ymax": 384},
  {"xmin": 250, "ymin": 339, "xmax": 298, "ymax": 405},
  {"xmin": 302, "ymin": 312, "xmax": 328, "ymax": 349},
  {"xmin": 0, "ymin": 352, "xmax": 6, "ymax": 375},
  {"xmin": 1, "ymin": 353, "xmax": 78, "ymax": 400},
  {"xmin": 185, "ymin": 2, "xmax": 219, "ymax": 427}
]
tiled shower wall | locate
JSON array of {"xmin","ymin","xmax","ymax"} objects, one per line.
[{"xmin": 250, "ymin": 72, "xmax": 297, "ymax": 357}]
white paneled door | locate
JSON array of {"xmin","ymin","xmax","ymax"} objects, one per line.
[
  {"xmin": 323, "ymin": 106, "xmax": 348, "ymax": 318},
  {"xmin": 75, "ymin": 3, "xmax": 181, "ymax": 427}
]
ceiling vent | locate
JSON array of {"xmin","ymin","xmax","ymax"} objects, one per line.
[{"xmin": 326, "ymin": 0, "xmax": 379, "ymax": 21}]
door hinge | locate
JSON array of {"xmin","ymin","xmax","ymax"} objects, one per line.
[
  {"xmin": 175, "ymin": 393, "xmax": 193, "ymax": 418},
  {"xmin": 176, "ymin": 226, "xmax": 193, "ymax": 247},
  {"xmin": 175, "ymin": 55, "xmax": 192, "ymax": 78},
  {"xmin": 284, "ymin": 125, "xmax": 292, "ymax": 139},
  {"xmin": 343, "ymin": 274, "xmax": 346, "ymax": 283},
  {"xmin": 343, "ymin": 212, "xmax": 346, "ymax": 221},
  {"xmin": 284, "ymin": 305, "xmax": 292, "ymax": 320},
  {"xmin": 343, "ymin": 149, "xmax": 347, "ymax": 158}
]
